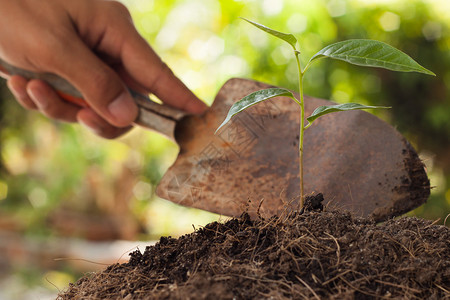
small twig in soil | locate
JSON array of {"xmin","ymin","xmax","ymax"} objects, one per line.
[
  {"xmin": 374, "ymin": 279, "xmax": 421, "ymax": 294},
  {"xmin": 337, "ymin": 275, "xmax": 382, "ymax": 299},
  {"xmin": 385, "ymin": 235, "xmax": 416, "ymax": 258},
  {"xmin": 321, "ymin": 269, "xmax": 352, "ymax": 286},
  {"xmin": 45, "ymin": 277, "xmax": 61, "ymax": 293},
  {"xmin": 325, "ymin": 232, "xmax": 341, "ymax": 266},
  {"xmin": 54, "ymin": 257, "xmax": 111, "ymax": 266},
  {"xmin": 280, "ymin": 247, "xmax": 301, "ymax": 273},
  {"xmin": 444, "ymin": 213, "xmax": 450, "ymax": 227},
  {"xmin": 256, "ymin": 198, "xmax": 265, "ymax": 220},
  {"xmin": 295, "ymin": 275, "xmax": 321, "ymax": 300},
  {"xmin": 434, "ymin": 283, "xmax": 450, "ymax": 295},
  {"xmin": 424, "ymin": 217, "xmax": 441, "ymax": 228}
]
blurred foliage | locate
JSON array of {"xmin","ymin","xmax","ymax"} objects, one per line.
[
  {"xmin": 1, "ymin": 0, "xmax": 450, "ymax": 297},
  {"xmin": 1, "ymin": 0, "xmax": 450, "ymax": 285},
  {"xmin": 1, "ymin": 0, "xmax": 449, "ymax": 239},
  {"xmin": 128, "ymin": 0, "xmax": 449, "ymax": 222}
]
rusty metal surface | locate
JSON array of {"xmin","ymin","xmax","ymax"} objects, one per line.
[{"xmin": 156, "ymin": 78, "xmax": 430, "ymax": 221}]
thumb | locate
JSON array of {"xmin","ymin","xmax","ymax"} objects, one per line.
[{"xmin": 109, "ymin": 21, "xmax": 207, "ymax": 114}]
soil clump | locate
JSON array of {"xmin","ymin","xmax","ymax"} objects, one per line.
[{"xmin": 59, "ymin": 195, "xmax": 449, "ymax": 299}]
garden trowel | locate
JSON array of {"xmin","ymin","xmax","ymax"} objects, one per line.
[{"xmin": 0, "ymin": 59, "xmax": 430, "ymax": 221}]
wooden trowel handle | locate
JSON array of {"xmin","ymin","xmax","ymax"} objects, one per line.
[{"xmin": 0, "ymin": 58, "xmax": 186, "ymax": 140}]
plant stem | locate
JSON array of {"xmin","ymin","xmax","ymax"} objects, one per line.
[{"xmin": 295, "ymin": 51, "xmax": 305, "ymax": 208}]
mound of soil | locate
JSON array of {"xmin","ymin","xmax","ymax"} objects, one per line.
[{"xmin": 59, "ymin": 195, "xmax": 449, "ymax": 299}]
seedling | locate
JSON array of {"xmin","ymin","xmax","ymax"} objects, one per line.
[{"xmin": 216, "ymin": 18, "xmax": 435, "ymax": 208}]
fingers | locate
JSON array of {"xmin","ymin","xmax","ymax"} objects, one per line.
[
  {"xmin": 8, "ymin": 77, "xmax": 80, "ymax": 122},
  {"xmin": 77, "ymin": 108, "xmax": 132, "ymax": 139},
  {"xmin": 26, "ymin": 80, "xmax": 80, "ymax": 123},
  {"xmin": 45, "ymin": 37, "xmax": 139, "ymax": 128},
  {"xmin": 0, "ymin": 0, "xmax": 140, "ymax": 139},
  {"xmin": 2, "ymin": 0, "xmax": 205, "ymax": 143},
  {"xmin": 7, "ymin": 76, "xmax": 37, "ymax": 110},
  {"xmin": 7, "ymin": 76, "xmax": 130, "ymax": 138}
]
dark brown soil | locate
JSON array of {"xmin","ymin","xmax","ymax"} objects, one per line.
[{"xmin": 59, "ymin": 195, "xmax": 449, "ymax": 299}]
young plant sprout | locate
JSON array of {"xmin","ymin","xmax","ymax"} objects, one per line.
[{"xmin": 216, "ymin": 18, "xmax": 435, "ymax": 208}]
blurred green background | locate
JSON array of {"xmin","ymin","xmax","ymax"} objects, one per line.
[{"xmin": 0, "ymin": 0, "xmax": 449, "ymax": 298}]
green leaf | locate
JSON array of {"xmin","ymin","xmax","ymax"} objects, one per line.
[
  {"xmin": 241, "ymin": 18, "xmax": 297, "ymax": 49},
  {"xmin": 216, "ymin": 88, "xmax": 295, "ymax": 133},
  {"xmin": 306, "ymin": 103, "xmax": 390, "ymax": 125},
  {"xmin": 309, "ymin": 39, "xmax": 435, "ymax": 76}
]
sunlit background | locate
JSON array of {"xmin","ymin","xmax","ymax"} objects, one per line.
[{"xmin": 0, "ymin": 0, "xmax": 449, "ymax": 298}]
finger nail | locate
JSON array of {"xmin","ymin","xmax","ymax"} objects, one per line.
[
  {"xmin": 108, "ymin": 92, "xmax": 138, "ymax": 127},
  {"xmin": 28, "ymin": 86, "xmax": 48, "ymax": 109},
  {"xmin": 79, "ymin": 119, "xmax": 103, "ymax": 136},
  {"xmin": 7, "ymin": 81, "xmax": 27, "ymax": 100}
]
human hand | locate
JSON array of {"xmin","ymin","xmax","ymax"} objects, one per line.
[{"xmin": 0, "ymin": 0, "xmax": 206, "ymax": 138}]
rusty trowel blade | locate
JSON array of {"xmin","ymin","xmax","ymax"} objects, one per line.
[{"xmin": 156, "ymin": 78, "xmax": 430, "ymax": 221}]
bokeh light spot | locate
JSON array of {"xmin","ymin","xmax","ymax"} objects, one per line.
[{"xmin": 378, "ymin": 12, "xmax": 401, "ymax": 32}]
